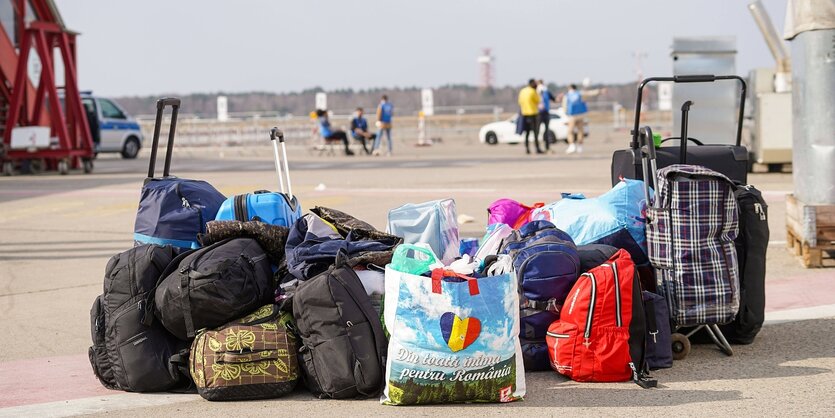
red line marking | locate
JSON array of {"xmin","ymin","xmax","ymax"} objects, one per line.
[
  {"xmin": 765, "ymin": 272, "xmax": 835, "ymax": 312},
  {"xmin": 0, "ymin": 354, "xmax": 113, "ymax": 408}
]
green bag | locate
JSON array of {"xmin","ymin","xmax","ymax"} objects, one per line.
[{"xmin": 390, "ymin": 243, "xmax": 441, "ymax": 275}]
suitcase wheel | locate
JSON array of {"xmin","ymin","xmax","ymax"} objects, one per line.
[{"xmin": 671, "ymin": 332, "xmax": 691, "ymax": 361}]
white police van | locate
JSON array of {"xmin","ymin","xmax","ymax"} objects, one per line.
[{"xmin": 80, "ymin": 92, "xmax": 144, "ymax": 159}]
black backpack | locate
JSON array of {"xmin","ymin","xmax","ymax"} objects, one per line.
[
  {"xmin": 292, "ymin": 254, "xmax": 387, "ymax": 399},
  {"xmin": 153, "ymin": 238, "xmax": 275, "ymax": 340},
  {"xmin": 88, "ymin": 245, "xmax": 190, "ymax": 392},
  {"xmin": 577, "ymin": 244, "xmax": 619, "ymax": 273},
  {"xmin": 722, "ymin": 185, "xmax": 769, "ymax": 344}
]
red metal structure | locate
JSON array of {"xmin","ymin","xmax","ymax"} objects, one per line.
[{"xmin": 0, "ymin": 0, "xmax": 93, "ymax": 175}]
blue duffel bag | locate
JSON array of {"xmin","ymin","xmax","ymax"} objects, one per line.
[
  {"xmin": 134, "ymin": 98, "xmax": 226, "ymax": 250},
  {"xmin": 215, "ymin": 128, "xmax": 302, "ymax": 227}
]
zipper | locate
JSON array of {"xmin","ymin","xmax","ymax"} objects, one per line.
[
  {"xmin": 610, "ymin": 262, "xmax": 622, "ymax": 327},
  {"xmin": 546, "ymin": 331, "xmax": 569, "ymax": 338},
  {"xmin": 175, "ymin": 183, "xmax": 190, "ymax": 207},
  {"xmin": 583, "ymin": 272, "xmax": 597, "ymax": 347},
  {"xmin": 754, "ymin": 203, "xmax": 765, "ymax": 220}
]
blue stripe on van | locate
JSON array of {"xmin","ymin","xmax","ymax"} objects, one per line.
[{"xmin": 100, "ymin": 121, "xmax": 141, "ymax": 131}]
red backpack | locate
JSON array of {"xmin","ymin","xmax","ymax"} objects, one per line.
[{"xmin": 546, "ymin": 249, "xmax": 655, "ymax": 387}]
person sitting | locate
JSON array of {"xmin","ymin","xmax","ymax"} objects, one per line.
[
  {"xmin": 316, "ymin": 109, "xmax": 354, "ymax": 156},
  {"xmin": 350, "ymin": 107, "xmax": 376, "ymax": 155}
]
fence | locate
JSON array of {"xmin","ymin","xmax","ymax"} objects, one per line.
[{"xmin": 136, "ymin": 104, "xmax": 633, "ymax": 148}]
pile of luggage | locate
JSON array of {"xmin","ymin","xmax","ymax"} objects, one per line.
[{"xmin": 88, "ymin": 75, "xmax": 770, "ymax": 406}]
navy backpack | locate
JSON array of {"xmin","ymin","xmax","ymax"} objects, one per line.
[
  {"xmin": 134, "ymin": 98, "xmax": 226, "ymax": 250},
  {"xmin": 500, "ymin": 220, "xmax": 580, "ymax": 371}
]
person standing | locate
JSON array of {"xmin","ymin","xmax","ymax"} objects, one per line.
[
  {"xmin": 537, "ymin": 79, "xmax": 557, "ymax": 152},
  {"xmin": 561, "ymin": 84, "xmax": 602, "ymax": 154},
  {"xmin": 373, "ymin": 95, "xmax": 394, "ymax": 156},
  {"xmin": 350, "ymin": 107, "xmax": 376, "ymax": 155},
  {"xmin": 518, "ymin": 78, "xmax": 543, "ymax": 154}
]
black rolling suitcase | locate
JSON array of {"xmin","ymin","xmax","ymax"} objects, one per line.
[{"xmin": 611, "ymin": 75, "xmax": 749, "ymax": 187}]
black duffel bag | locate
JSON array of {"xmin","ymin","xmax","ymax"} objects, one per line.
[{"xmin": 153, "ymin": 238, "xmax": 275, "ymax": 340}]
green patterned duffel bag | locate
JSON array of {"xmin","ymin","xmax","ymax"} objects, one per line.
[{"xmin": 190, "ymin": 304, "xmax": 299, "ymax": 401}]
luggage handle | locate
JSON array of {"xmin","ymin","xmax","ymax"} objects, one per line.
[
  {"xmin": 679, "ymin": 101, "xmax": 693, "ymax": 164},
  {"xmin": 659, "ymin": 137, "xmax": 703, "ymax": 146},
  {"xmin": 146, "ymin": 97, "xmax": 181, "ymax": 182},
  {"xmin": 637, "ymin": 126, "xmax": 658, "ymax": 208},
  {"xmin": 269, "ymin": 127, "xmax": 293, "ymax": 200},
  {"xmin": 629, "ymin": 75, "xmax": 746, "ymax": 149}
]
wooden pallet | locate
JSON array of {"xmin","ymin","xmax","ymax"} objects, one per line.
[{"xmin": 786, "ymin": 194, "xmax": 835, "ymax": 268}]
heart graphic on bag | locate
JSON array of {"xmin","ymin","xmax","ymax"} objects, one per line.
[{"xmin": 440, "ymin": 312, "xmax": 481, "ymax": 352}]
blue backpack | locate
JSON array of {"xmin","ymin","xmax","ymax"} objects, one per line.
[
  {"xmin": 500, "ymin": 220, "xmax": 580, "ymax": 371},
  {"xmin": 134, "ymin": 99, "xmax": 226, "ymax": 250}
]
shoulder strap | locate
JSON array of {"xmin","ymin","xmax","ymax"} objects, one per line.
[
  {"xmin": 141, "ymin": 247, "xmax": 194, "ymax": 326},
  {"xmin": 180, "ymin": 272, "xmax": 196, "ymax": 338}
]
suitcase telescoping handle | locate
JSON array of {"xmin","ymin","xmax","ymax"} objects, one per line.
[
  {"xmin": 146, "ymin": 97, "xmax": 181, "ymax": 181},
  {"xmin": 269, "ymin": 127, "xmax": 293, "ymax": 200},
  {"xmin": 629, "ymin": 75, "xmax": 747, "ymax": 150},
  {"xmin": 638, "ymin": 126, "xmax": 658, "ymax": 208},
  {"xmin": 679, "ymin": 100, "xmax": 693, "ymax": 164}
]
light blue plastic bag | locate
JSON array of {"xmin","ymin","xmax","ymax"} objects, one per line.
[
  {"xmin": 387, "ymin": 199, "xmax": 460, "ymax": 264},
  {"xmin": 531, "ymin": 179, "xmax": 652, "ymax": 262}
]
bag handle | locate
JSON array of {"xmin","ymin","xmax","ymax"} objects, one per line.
[
  {"xmin": 630, "ymin": 75, "xmax": 746, "ymax": 148},
  {"xmin": 430, "ymin": 269, "xmax": 480, "ymax": 296},
  {"xmin": 394, "ymin": 243, "xmax": 438, "ymax": 263},
  {"xmin": 146, "ymin": 97, "xmax": 181, "ymax": 183}
]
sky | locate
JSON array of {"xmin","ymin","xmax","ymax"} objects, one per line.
[{"xmin": 53, "ymin": 0, "xmax": 789, "ymax": 97}]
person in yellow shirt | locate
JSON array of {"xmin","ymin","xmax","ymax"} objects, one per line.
[{"xmin": 518, "ymin": 79, "xmax": 543, "ymax": 154}]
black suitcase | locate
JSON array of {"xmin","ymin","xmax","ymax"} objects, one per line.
[
  {"xmin": 721, "ymin": 184, "xmax": 769, "ymax": 344},
  {"xmin": 611, "ymin": 75, "xmax": 749, "ymax": 187}
]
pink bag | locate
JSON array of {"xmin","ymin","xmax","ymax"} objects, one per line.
[{"xmin": 487, "ymin": 199, "xmax": 544, "ymax": 229}]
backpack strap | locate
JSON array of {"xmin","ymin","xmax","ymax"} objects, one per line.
[
  {"xmin": 629, "ymin": 362, "xmax": 657, "ymax": 389},
  {"xmin": 180, "ymin": 271, "xmax": 196, "ymax": 338},
  {"xmin": 141, "ymin": 247, "xmax": 195, "ymax": 327},
  {"xmin": 644, "ymin": 295, "xmax": 660, "ymax": 344},
  {"xmin": 520, "ymin": 297, "xmax": 561, "ymax": 315},
  {"xmin": 167, "ymin": 348, "xmax": 196, "ymax": 393}
]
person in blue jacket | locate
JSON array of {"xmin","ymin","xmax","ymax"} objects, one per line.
[
  {"xmin": 560, "ymin": 84, "xmax": 603, "ymax": 154},
  {"xmin": 317, "ymin": 109, "xmax": 354, "ymax": 156},
  {"xmin": 372, "ymin": 95, "xmax": 394, "ymax": 156}
]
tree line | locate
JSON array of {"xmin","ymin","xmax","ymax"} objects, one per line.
[{"xmin": 111, "ymin": 82, "xmax": 652, "ymax": 118}]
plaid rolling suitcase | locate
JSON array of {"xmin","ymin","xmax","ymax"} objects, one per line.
[{"xmin": 638, "ymin": 127, "xmax": 740, "ymax": 359}]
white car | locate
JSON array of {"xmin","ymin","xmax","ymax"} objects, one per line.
[{"xmin": 478, "ymin": 108, "xmax": 589, "ymax": 145}]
